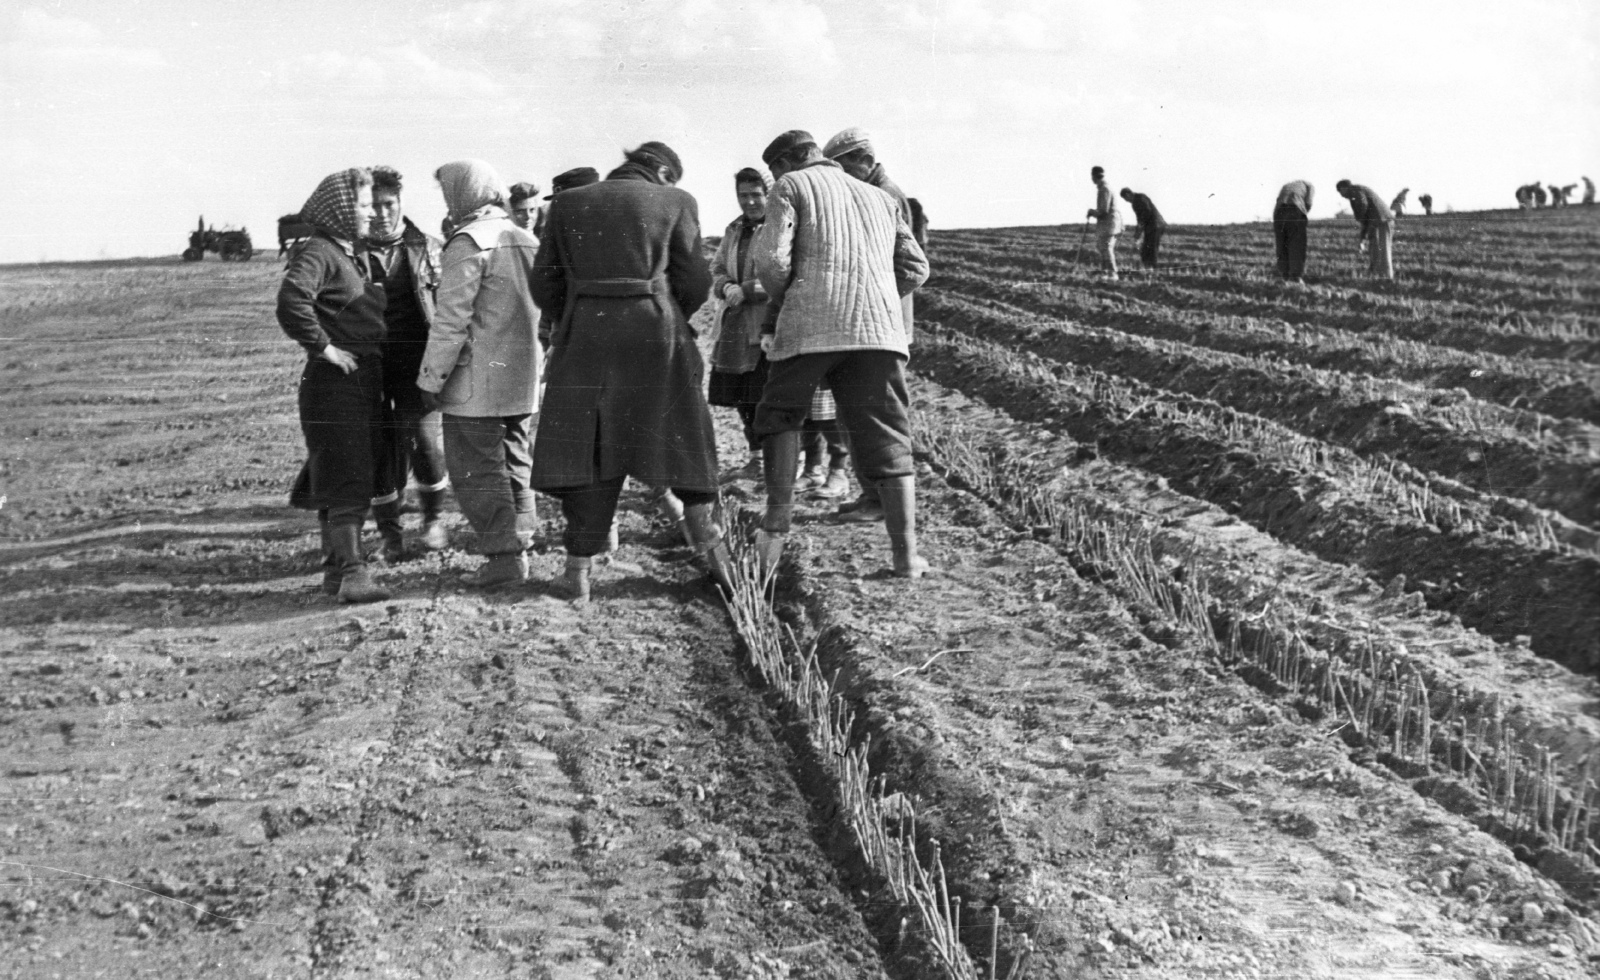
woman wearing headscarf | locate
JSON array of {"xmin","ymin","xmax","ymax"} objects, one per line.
[
  {"xmin": 530, "ymin": 141, "xmax": 730, "ymax": 602},
  {"xmin": 417, "ymin": 160, "xmax": 543, "ymax": 589},
  {"xmin": 278, "ymin": 167, "xmax": 389, "ymax": 603}
]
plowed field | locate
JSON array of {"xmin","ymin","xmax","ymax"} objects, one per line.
[{"xmin": 3, "ymin": 206, "xmax": 1599, "ymax": 979}]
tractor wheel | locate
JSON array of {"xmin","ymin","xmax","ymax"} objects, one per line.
[{"xmin": 182, "ymin": 248, "xmax": 203, "ymax": 262}]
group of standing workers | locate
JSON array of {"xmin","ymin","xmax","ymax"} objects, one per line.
[{"xmin": 277, "ymin": 128, "xmax": 928, "ymax": 605}]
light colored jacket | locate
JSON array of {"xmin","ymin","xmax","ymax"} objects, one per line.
[
  {"xmin": 417, "ymin": 214, "xmax": 543, "ymax": 417},
  {"xmin": 709, "ymin": 215, "xmax": 768, "ymax": 373},
  {"xmin": 754, "ymin": 160, "xmax": 929, "ymax": 361},
  {"xmin": 1092, "ymin": 180, "xmax": 1124, "ymax": 234}
]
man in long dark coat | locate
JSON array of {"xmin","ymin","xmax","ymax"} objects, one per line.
[{"xmin": 529, "ymin": 142, "xmax": 731, "ymax": 601}]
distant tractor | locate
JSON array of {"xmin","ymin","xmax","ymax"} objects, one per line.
[
  {"xmin": 182, "ymin": 216, "xmax": 254, "ymax": 261},
  {"xmin": 277, "ymin": 213, "xmax": 316, "ymax": 257}
]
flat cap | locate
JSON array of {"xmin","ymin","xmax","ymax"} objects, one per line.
[
  {"xmin": 762, "ymin": 130, "xmax": 817, "ymax": 166},
  {"xmin": 823, "ymin": 127, "xmax": 873, "ymax": 159},
  {"xmin": 546, "ymin": 167, "xmax": 600, "ymax": 198}
]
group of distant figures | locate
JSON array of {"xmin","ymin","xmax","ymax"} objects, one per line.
[
  {"xmin": 1515, "ymin": 177, "xmax": 1595, "ymax": 209},
  {"xmin": 1090, "ymin": 174, "xmax": 1424, "ymax": 283}
]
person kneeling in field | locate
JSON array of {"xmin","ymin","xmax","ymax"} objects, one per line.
[
  {"xmin": 1335, "ymin": 179, "xmax": 1394, "ymax": 281},
  {"xmin": 417, "ymin": 160, "xmax": 543, "ymax": 589},
  {"xmin": 750, "ymin": 130, "xmax": 931, "ymax": 579},
  {"xmin": 278, "ymin": 167, "xmax": 389, "ymax": 604}
]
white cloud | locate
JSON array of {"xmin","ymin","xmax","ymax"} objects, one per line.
[
  {"xmin": 890, "ymin": 0, "xmax": 1137, "ymax": 54},
  {"xmin": 428, "ymin": 0, "xmax": 836, "ymax": 73},
  {"xmin": 2, "ymin": 7, "xmax": 165, "ymax": 72},
  {"xmin": 270, "ymin": 43, "xmax": 502, "ymax": 98}
]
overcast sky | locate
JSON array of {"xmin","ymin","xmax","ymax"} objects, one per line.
[{"xmin": 1, "ymin": 0, "xmax": 1595, "ymax": 263}]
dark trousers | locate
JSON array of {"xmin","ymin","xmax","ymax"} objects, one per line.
[
  {"xmin": 549, "ymin": 479, "xmax": 715, "ymax": 557},
  {"xmin": 755, "ymin": 350, "xmax": 912, "ymax": 533},
  {"xmin": 374, "ymin": 389, "xmax": 447, "ymax": 502},
  {"xmin": 441, "ymin": 413, "xmax": 535, "ymax": 555},
  {"xmin": 803, "ymin": 418, "xmax": 849, "ymax": 470},
  {"xmin": 291, "ymin": 356, "xmax": 383, "ymax": 526},
  {"xmin": 1140, "ymin": 228, "xmax": 1164, "ymax": 269},
  {"xmin": 1274, "ymin": 203, "xmax": 1308, "ymax": 279},
  {"xmin": 735, "ymin": 404, "xmax": 760, "ymax": 453},
  {"xmin": 754, "ymin": 350, "xmax": 913, "ymax": 479}
]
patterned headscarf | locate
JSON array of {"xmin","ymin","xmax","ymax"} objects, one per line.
[
  {"xmin": 299, "ymin": 168, "xmax": 372, "ymax": 242},
  {"xmin": 435, "ymin": 159, "xmax": 511, "ymax": 226},
  {"xmin": 823, "ymin": 127, "xmax": 874, "ymax": 160}
]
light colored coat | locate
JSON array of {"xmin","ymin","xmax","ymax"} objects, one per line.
[
  {"xmin": 709, "ymin": 215, "xmax": 768, "ymax": 374},
  {"xmin": 754, "ymin": 160, "xmax": 928, "ymax": 361},
  {"xmin": 417, "ymin": 214, "xmax": 542, "ymax": 417}
]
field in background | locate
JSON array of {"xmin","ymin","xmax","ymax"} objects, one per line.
[{"xmin": 2, "ymin": 207, "xmax": 1599, "ymax": 978}]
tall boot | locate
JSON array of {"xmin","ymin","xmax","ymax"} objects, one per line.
[
  {"xmin": 878, "ymin": 475, "xmax": 930, "ymax": 579},
  {"xmin": 418, "ymin": 488, "xmax": 450, "ymax": 551},
  {"xmin": 758, "ymin": 429, "xmax": 802, "ymax": 582},
  {"xmin": 328, "ymin": 523, "xmax": 390, "ymax": 603},
  {"xmin": 682, "ymin": 502, "xmax": 734, "ymax": 594},
  {"xmin": 372, "ymin": 498, "xmax": 405, "ymax": 563},
  {"xmin": 318, "ymin": 515, "xmax": 341, "ymax": 595},
  {"xmin": 556, "ymin": 555, "xmax": 592, "ymax": 604}
]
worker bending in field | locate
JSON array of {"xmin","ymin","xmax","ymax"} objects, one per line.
[
  {"xmin": 1390, "ymin": 188, "xmax": 1409, "ymax": 216},
  {"xmin": 1418, "ymin": 193, "xmax": 1433, "ymax": 216},
  {"xmin": 1335, "ymin": 179, "xmax": 1394, "ymax": 280},
  {"xmin": 1119, "ymin": 187, "xmax": 1167, "ymax": 270},
  {"xmin": 1273, "ymin": 180, "xmax": 1313, "ymax": 282},
  {"xmin": 1086, "ymin": 166, "xmax": 1123, "ymax": 281},
  {"xmin": 1584, "ymin": 177, "xmax": 1596, "ymax": 205}
]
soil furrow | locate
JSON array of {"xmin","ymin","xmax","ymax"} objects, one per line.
[
  {"xmin": 931, "ymin": 262, "xmax": 1600, "ymax": 425},
  {"xmin": 904, "ymin": 375, "xmax": 1600, "ymax": 895},
  {"xmin": 921, "ymin": 288, "xmax": 1600, "ymax": 528},
  {"xmin": 726, "ymin": 444, "xmax": 1597, "ymax": 977},
  {"xmin": 907, "ymin": 323, "xmax": 1600, "ymax": 671}
]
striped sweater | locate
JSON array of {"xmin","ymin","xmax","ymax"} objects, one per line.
[{"xmin": 753, "ymin": 159, "xmax": 928, "ymax": 361}]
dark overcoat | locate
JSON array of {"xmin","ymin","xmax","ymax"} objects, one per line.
[{"xmin": 529, "ymin": 173, "xmax": 717, "ymax": 490}]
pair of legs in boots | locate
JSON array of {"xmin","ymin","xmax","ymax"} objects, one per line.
[
  {"xmin": 317, "ymin": 505, "xmax": 390, "ymax": 604},
  {"xmin": 754, "ymin": 350, "xmax": 927, "ymax": 579},
  {"xmin": 370, "ymin": 397, "xmax": 450, "ymax": 561},
  {"xmin": 442, "ymin": 413, "xmax": 538, "ymax": 588},
  {"xmin": 546, "ymin": 480, "xmax": 732, "ymax": 602}
]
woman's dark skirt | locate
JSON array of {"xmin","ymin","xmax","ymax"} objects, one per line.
[
  {"xmin": 708, "ymin": 356, "xmax": 769, "ymax": 409},
  {"xmin": 288, "ymin": 355, "xmax": 383, "ymax": 525}
]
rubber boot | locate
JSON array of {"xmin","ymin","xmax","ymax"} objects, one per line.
[
  {"xmin": 318, "ymin": 517, "xmax": 341, "ymax": 595},
  {"xmin": 419, "ymin": 489, "xmax": 450, "ymax": 551},
  {"xmin": 373, "ymin": 498, "xmax": 405, "ymax": 563},
  {"xmin": 557, "ymin": 555, "xmax": 592, "ymax": 604},
  {"xmin": 460, "ymin": 552, "xmax": 529, "ymax": 589},
  {"xmin": 878, "ymin": 475, "xmax": 930, "ymax": 579},
  {"xmin": 329, "ymin": 523, "xmax": 390, "ymax": 604},
  {"xmin": 683, "ymin": 502, "xmax": 735, "ymax": 594}
]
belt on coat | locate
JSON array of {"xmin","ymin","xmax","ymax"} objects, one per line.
[{"xmin": 556, "ymin": 274, "xmax": 673, "ymax": 347}]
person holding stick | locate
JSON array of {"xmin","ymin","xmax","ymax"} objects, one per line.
[{"xmin": 1086, "ymin": 166, "xmax": 1123, "ymax": 281}]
